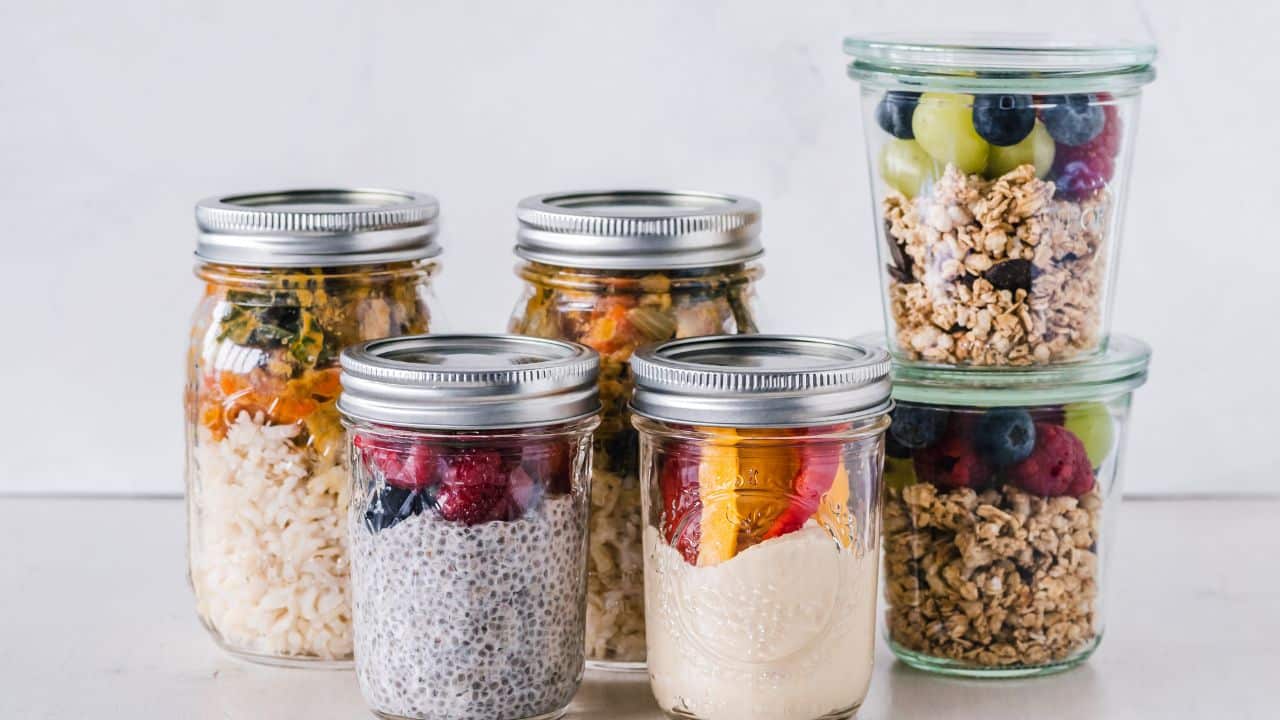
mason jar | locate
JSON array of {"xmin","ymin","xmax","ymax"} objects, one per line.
[
  {"xmin": 338, "ymin": 334, "xmax": 600, "ymax": 720},
  {"xmin": 508, "ymin": 190, "xmax": 764, "ymax": 669},
  {"xmin": 630, "ymin": 336, "xmax": 891, "ymax": 720},
  {"xmin": 845, "ymin": 36, "xmax": 1156, "ymax": 366},
  {"xmin": 185, "ymin": 188, "xmax": 441, "ymax": 666},
  {"xmin": 873, "ymin": 334, "xmax": 1151, "ymax": 676}
]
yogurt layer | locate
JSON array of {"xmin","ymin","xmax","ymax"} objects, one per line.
[{"xmin": 644, "ymin": 524, "xmax": 878, "ymax": 720}]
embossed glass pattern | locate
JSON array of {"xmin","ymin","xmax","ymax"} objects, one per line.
[{"xmin": 633, "ymin": 418, "xmax": 887, "ymax": 720}]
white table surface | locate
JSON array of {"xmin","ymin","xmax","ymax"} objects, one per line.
[{"xmin": 1, "ymin": 496, "xmax": 1275, "ymax": 719}]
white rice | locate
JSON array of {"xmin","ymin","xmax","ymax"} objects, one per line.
[{"xmin": 189, "ymin": 411, "xmax": 353, "ymax": 660}]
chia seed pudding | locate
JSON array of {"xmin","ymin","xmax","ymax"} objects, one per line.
[{"xmin": 351, "ymin": 493, "xmax": 588, "ymax": 720}]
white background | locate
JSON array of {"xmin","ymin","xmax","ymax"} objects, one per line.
[{"xmin": 0, "ymin": 0, "xmax": 1275, "ymax": 496}]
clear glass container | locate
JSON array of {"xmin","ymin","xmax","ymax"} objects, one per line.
[
  {"xmin": 629, "ymin": 336, "xmax": 891, "ymax": 720},
  {"xmin": 184, "ymin": 189, "xmax": 441, "ymax": 666},
  {"xmin": 508, "ymin": 190, "xmax": 765, "ymax": 669},
  {"xmin": 339, "ymin": 334, "xmax": 600, "ymax": 720},
  {"xmin": 845, "ymin": 36, "xmax": 1155, "ymax": 366},
  {"xmin": 873, "ymin": 334, "xmax": 1151, "ymax": 676}
]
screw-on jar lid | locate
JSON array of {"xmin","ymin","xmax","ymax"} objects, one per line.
[
  {"xmin": 514, "ymin": 189, "xmax": 763, "ymax": 270},
  {"xmin": 338, "ymin": 334, "xmax": 600, "ymax": 430},
  {"xmin": 195, "ymin": 188, "xmax": 441, "ymax": 267},
  {"xmin": 856, "ymin": 333, "xmax": 1151, "ymax": 406},
  {"xmin": 630, "ymin": 335, "xmax": 892, "ymax": 428}
]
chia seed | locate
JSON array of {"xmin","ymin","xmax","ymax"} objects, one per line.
[{"xmin": 351, "ymin": 495, "xmax": 587, "ymax": 720}]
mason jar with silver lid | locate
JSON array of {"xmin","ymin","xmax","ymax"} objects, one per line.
[
  {"xmin": 507, "ymin": 189, "xmax": 766, "ymax": 669},
  {"xmin": 339, "ymin": 334, "xmax": 600, "ymax": 720},
  {"xmin": 184, "ymin": 188, "xmax": 442, "ymax": 666},
  {"xmin": 630, "ymin": 335, "xmax": 891, "ymax": 720}
]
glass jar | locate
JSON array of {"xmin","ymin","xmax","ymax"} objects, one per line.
[
  {"xmin": 845, "ymin": 36, "xmax": 1156, "ymax": 366},
  {"xmin": 630, "ymin": 336, "xmax": 892, "ymax": 720},
  {"xmin": 185, "ymin": 188, "xmax": 441, "ymax": 666},
  {"xmin": 339, "ymin": 334, "xmax": 600, "ymax": 720},
  {"xmin": 508, "ymin": 190, "xmax": 765, "ymax": 669},
  {"xmin": 873, "ymin": 334, "xmax": 1151, "ymax": 676}
]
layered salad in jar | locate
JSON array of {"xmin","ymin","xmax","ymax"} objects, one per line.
[
  {"xmin": 510, "ymin": 264, "xmax": 758, "ymax": 665},
  {"xmin": 185, "ymin": 264, "xmax": 432, "ymax": 662}
]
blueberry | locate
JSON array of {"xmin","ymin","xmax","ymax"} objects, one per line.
[
  {"xmin": 876, "ymin": 91, "xmax": 920, "ymax": 139},
  {"xmin": 971, "ymin": 94, "xmax": 1035, "ymax": 146},
  {"xmin": 364, "ymin": 485, "xmax": 425, "ymax": 533},
  {"xmin": 889, "ymin": 405, "xmax": 948, "ymax": 450},
  {"xmin": 974, "ymin": 409, "xmax": 1036, "ymax": 467},
  {"xmin": 1041, "ymin": 94, "xmax": 1105, "ymax": 146},
  {"xmin": 885, "ymin": 430, "xmax": 912, "ymax": 459}
]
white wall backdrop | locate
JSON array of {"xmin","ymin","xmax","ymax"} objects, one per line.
[{"xmin": 0, "ymin": 0, "xmax": 1276, "ymax": 496}]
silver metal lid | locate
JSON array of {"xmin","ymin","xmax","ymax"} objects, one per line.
[
  {"xmin": 338, "ymin": 334, "xmax": 600, "ymax": 430},
  {"xmin": 630, "ymin": 335, "xmax": 892, "ymax": 428},
  {"xmin": 514, "ymin": 189, "xmax": 763, "ymax": 270},
  {"xmin": 195, "ymin": 188, "xmax": 441, "ymax": 267}
]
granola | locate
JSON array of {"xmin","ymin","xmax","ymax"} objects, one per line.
[
  {"xmin": 883, "ymin": 482, "xmax": 1102, "ymax": 668},
  {"xmin": 883, "ymin": 164, "xmax": 1111, "ymax": 366}
]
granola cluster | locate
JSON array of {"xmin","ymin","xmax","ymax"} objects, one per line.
[
  {"xmin": 883, "ymin": 482, "xmax": 1101, "ymax": 668},
  {"xmin": 884, "ymin": 165, "xmax": 1110, "ymax": 365}
]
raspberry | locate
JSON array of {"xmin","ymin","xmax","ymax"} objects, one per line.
[
  {"xmin": 436, "ymin": 450, "xmax": 508, "ymax": 525},
  {"xmin": 355, "ymin": 433, "xmax": 439, "ymax": 489},
  {"xmin": 1048, "ymin": 95, "xmax": 1122, "ymax": 201},
  {"xmin": 1052, "ymin": 146, "xmax": 1115, "ymax": 201},
  {"xmin": 1008, "ymin": 423, "xmax": 1094, "ymax": 497},
  {"xmin": 913, "ymin": 419, "xmax": 991, "ymax": 490}
]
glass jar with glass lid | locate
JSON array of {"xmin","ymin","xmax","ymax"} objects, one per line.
[
  {"xmin": 339, "ymin": 334, "xmax": 600, "ymax": 720},
  {"xmin": 870, "ymin": 334, "xmax": 1151, "ymax": 676},
  {"xmin": 845, "ymin": 34, "xmax": 1156, "ymax": 366},
  {"xmin": 185, "ymin": 188, "xmax": 441, "ymax": 666},
  {"xmin": 508, "ymin": 189, "xmax": 765, "ymax": 669},
  {"xmin": 630, "ymin": 335, "xmax": 891, "ymax": 720}
]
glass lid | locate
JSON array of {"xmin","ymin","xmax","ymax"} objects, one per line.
[
  {"xmin": 844, "ymin": 2, "xmax": 1156, "ymax": 93},
  {"xmin": 856, "ymin": 334, "xmax": 1151, "ymax": 407}
]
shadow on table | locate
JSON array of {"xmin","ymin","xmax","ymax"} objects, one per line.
[
  {"xmin": 566, "ymin": 669, "xmax": 659, "ymax": 719},
  {"xmin": 872, "ymin": 658, "xmax": 1108, "ymax": 718}
]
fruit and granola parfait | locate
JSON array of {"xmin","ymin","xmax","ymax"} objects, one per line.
[
  {"xmin": 846, "ymin": 33, "xmax": 1155, "ymax": 367},
  {"xmin": 348, "ymin": 430, "xmax": 591, "ymax": 720},
  {"xmin": 510, "ymin": 263, "xmax": 759, "ymax": 666},
  {"xmin": 882, "ymin": 399, "xmax": 1123, "ymax": 675},
  {"xmin": 186, "ymin": 262, "xmax": 434, "ymax": 663},
  {"xmin": 869, "ymin": 90, "xmax": 1135, "ymax": 365}
]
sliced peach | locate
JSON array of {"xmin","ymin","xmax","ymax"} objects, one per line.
[{"xmin": 696, "ymin": 427, "xmax": 740, "ymax": 567}]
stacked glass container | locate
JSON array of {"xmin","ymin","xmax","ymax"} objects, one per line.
[{"xmin": 844, "ymin": 36, "xmax": 1156, "ymax": 676}]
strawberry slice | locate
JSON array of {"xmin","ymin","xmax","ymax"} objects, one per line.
[
  {"xmin": 659, "ymin": 441, "xmax": 702, "ymax": 565},
  {"xmin": 763, "ymin": 428, "xmax": 845, "ymax": 540}
]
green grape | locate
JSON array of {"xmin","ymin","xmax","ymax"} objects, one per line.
[
  {"xmin": 911, "ymin": 92, "xmax": 990, "ymax": 174},
  {"xmin": 986, "ymin": 119, "xmax": 1055, "ymax": 179},
  {"xmin": 885, "ymin": 456, "xmax": 919, "ymax": 491},
  {"xmin": 880, "ymin": 138, "xmax": 942, "ymax": 198},
  {"xmin": 1063, "ymin": 402, "xmax": 1115, "ymax": 468}
]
